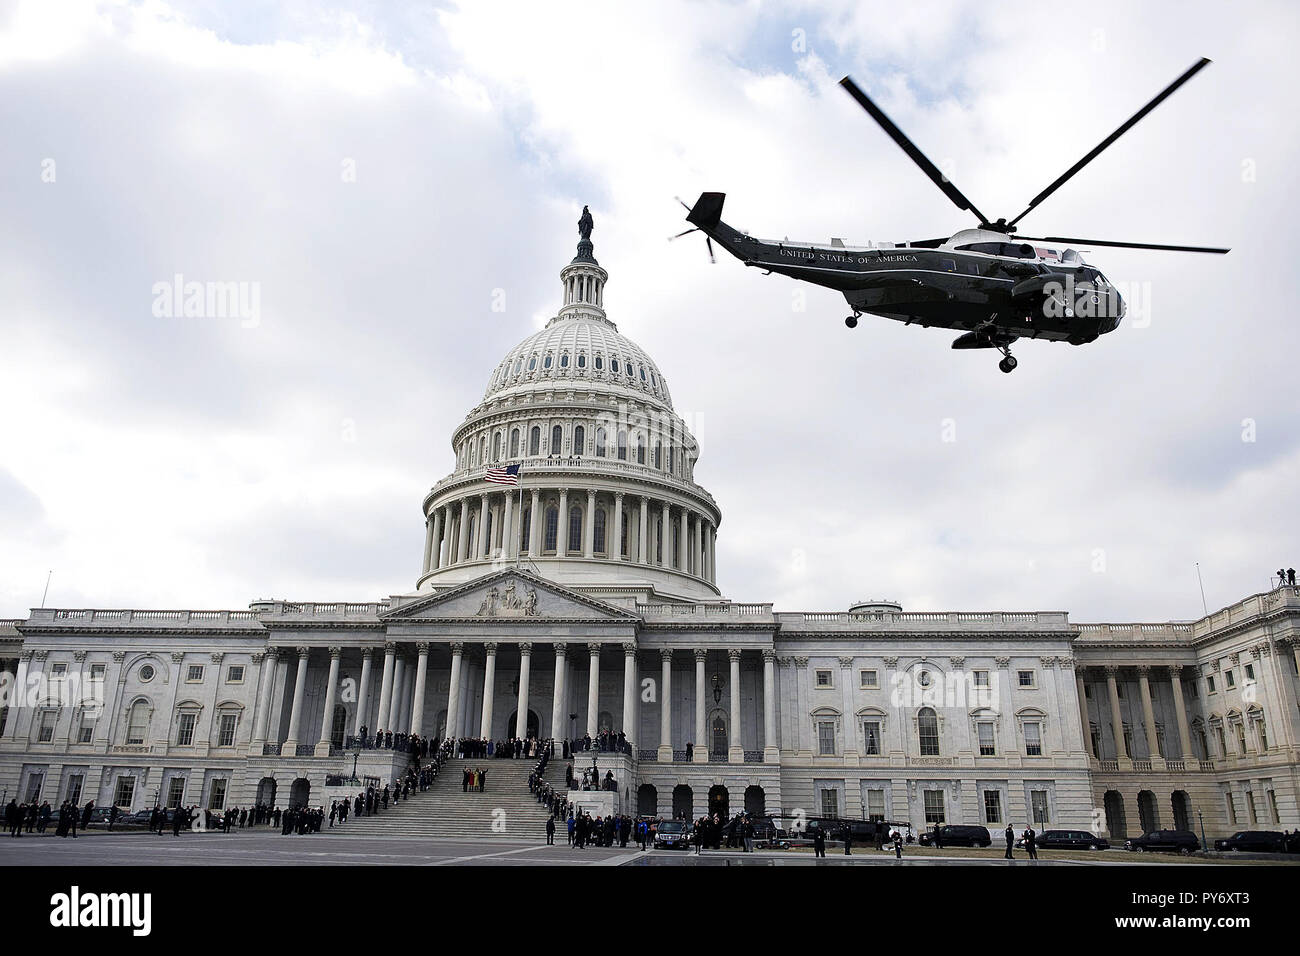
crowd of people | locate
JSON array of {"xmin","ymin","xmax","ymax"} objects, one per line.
[
  {"xmin": 561, "ymin": 730, "xmax": 631, "ymax": 757},
  {"xmin": 5, "ymin": 798, "xmax": 88, "ymax": 838}
]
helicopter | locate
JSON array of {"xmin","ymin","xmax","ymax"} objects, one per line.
[{"xmin": 677, "ymin": 58, "xmax": 1229, "ymax": 373}]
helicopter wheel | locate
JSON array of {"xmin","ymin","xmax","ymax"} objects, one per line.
[
  {"xmin": 998, "ymin": 356, "xmax": 1018, "ymax": 374},
  {"xmin": 845, "ymin": 315, "xmax": 859, "ymax": 329}
]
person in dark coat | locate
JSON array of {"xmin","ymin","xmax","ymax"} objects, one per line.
[
  {"xmin": 812, "ymin": 826, "xmax": 826, "ymax": 858},
  {"xmin": 893, "ymin": 829, "xmax": 903, "ymax": 859},
  {"xmin": 842, "ymin": 824, "xmax": 852, "ymax": 855},
  {"xmin": 1004, "ymin": 823, "xmax": 1015, "ymax": 860},
  {"xmin": 80, "ymin": 801, "xmax": 94, "ymax": 829},
  {"xmin": 546, "ymin": 815, "xmax": 556, "ymax": 845},
  {"xmin": 1023, "ymin": 826, "xmax": 1038, "ymax": 860}
]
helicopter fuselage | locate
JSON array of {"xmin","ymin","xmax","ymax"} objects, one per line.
[{"xmin": 711, "ymin": 219, "xmax": 1124, "ymax": 346}]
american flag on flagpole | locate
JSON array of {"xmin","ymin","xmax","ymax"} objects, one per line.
[{"xmin": 485, "ymin": 463, "xmax": 521, "ymax": 485}]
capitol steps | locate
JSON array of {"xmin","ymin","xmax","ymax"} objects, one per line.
[{"xmin": 328, "ymin": 758, "xmax": 563, "ymax": 841}]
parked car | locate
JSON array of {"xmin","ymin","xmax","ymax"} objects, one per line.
[
  {"xmin": 652, "ymin": 820, "xmax": 692, "ymax": 850},
  {"xmin": 1016, "ymin": 829, "xmax": 1110, "ymax": 851},
  {"xmin": 918, "ymin": 825, "xmax": 992, "ymax": 848},
  {"xmin": 1125, "ymin": 830, "xmax": 1200, "ymax": 855},
  {"xmin": 1213, "ymin": 830, "xmax": 1286, "ymax": 853}
]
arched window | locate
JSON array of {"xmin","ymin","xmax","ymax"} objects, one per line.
[
  {"xmin": 466, "ymin": 515, "xmax": 476, "ymax": 555},
  {"xmin": 671, "ymin": 523, "xmax": 679, "ymax": 568},
  {"xmin": 126, "ymin": 701, "xmax": 150, "ymax": 745},
  {"xmin": 492, "ymin": 432, "xmax": 501, "ymax": 461},
  {"xmin": 543, "ymin": 354, "xmax": 553, "ymax": 370},
  {"xmin": 654, "ymin": 441, "xmax": 662, "ymax": 469},
  {"xmin": 594, "ymin": 508, "xmax": 606, "ymax": 554},
  {"xmin": 483, "ymin": 510, "xmax": 493, "ymax": 556},
  {"xmin": 529, "ymin": 426, "xmax": 540, "ymax": 456},
  {"xmin": 331, "ymin": 705, "xmax": 347, "ymax": 749},
  {"xmin": 595, "ymin": 355, "xmax": 603, "ymax": 370},
  {"xmin": 918, "ymin": 707, "xmax": 940, "ymax": 756},
  {"xmin": 573, "ymin": 425, "xmax": 585, "ymax": 456},
  {"xmin": 521, "ymin": 507, "xmax": 531, "ymax": 554},
  {"xmin": 469, "ymin": 443, "xmax": 476, "ymax": 467},
  {"xmin": 528, "ymin": 356, "xmax": 537, "ymax": 371},
  {"xmin": 617, "ymin": 430, "xmax": 627, "ymax": 461},
  {"xmin": 479, "ymin": 436, "xmax": 487, "ymax": 463},
  {"xmin": 551, "ymin": 425, "xmax": 562, "ymax": 456},
  {"xmin": 544, "ymin": 507, "xmax": 558, "ymax": 553},
  {"xmin": 640, "ymin": 367, "xmax": 647, "ymax": 382},
  {"xmin": 636, "ymin": 432, "xmax": 646, "ymax": 465},
  {"xmin": 668, "ymin": 448, "xmax": 675, "ymax": 474},
  {"xmin": 621, "ymin": 509, "xmax": 629, "ymax": 557},
  {"xmin": 560, "ymin": 353, "xmax": 569, "ymax": 368},
  {"xmin": 611, "ymin": 358, "xmax": 619, "ymax": 374},
  {"xmin": 595, "ymin": 427, "xmax": 606, "ymax": 457},
  {"xmin": 509, "ymin": 428, "xmax": 520, "ymax": 458},
  {"xmin": 513, "ymin": 358, "xmax": 521, "ymax": 374},
  {"xmin": 577, "ymin": 353, "xmax": 586, "ymax": 368},
  {"xmin": 568, "ymin": 507, "xmax": 582, "ymax": 553}
]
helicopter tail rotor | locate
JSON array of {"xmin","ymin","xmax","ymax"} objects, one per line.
[{"xmin": 672, "ymin": 194, "xmax": 723, "ymax": 262}]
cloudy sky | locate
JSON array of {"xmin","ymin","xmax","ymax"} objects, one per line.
[{"xmin": 1, "ymin": 0, "xmax": 1296, "ymax": 623}]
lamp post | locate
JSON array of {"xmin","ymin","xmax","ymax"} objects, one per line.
[{"xmin": 1197, "ymin": 809, "xmax": 1207, "ymax": 851}]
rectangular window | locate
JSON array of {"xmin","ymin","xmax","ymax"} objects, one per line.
[
  {"xmin": 208, "ymin": 778, "xmax": 227, "ymax": 811},
  {"xmin": 218, "ymin": 713, "xmax": 238, "ymax": 747},
  {"xmin": 923, "ymin": 790, "xmax": 945, "ymax": 824},
  {"xmin": 817, "ymin": 721, "xmax": 836, "ymax": 756},
  {"xmin": 1267, "ymin": 789, "xmax": 1280, "ymax": 823},
  {"xmin": 89, "ymin": 663, "xmax": 106, "ymax": 680},
  {"xmin": 1244, "ymin": 663, "xmax": 1254, "ymax": 681},
  {"xmin": 974, "ymin": 670, "xmax": 990, "ymax": 688},
  {"xmin": 114, "ymin": 776, "xmax": 136, "ymax": 808},
  {"xmin": 977, "ymin": 722, "xmax": 996, "ymax": 756},
  {"xmin": 1017, "ymin": 670, "xmax": 1036, "ymax": 688},
  {"xmin": 1225, "ymin": 792, "xmax": 1237, "ymax": 824},
  {"xmin": 66, "ymin": 774, "xmax": 84, "ymax": 807},
  {"xmin": 25, "ymin": 773, "xmax": 44, "ymax": 802},
  {"xmin": 859, "ymin": 669, "xmax": 878, "ymax": 689},
  {"xmin": 1234, "ymin": 722, "xmax": 1247, "ymax": 756},
  {"xmin": 226, "ymin": 665, "xmax": 245, "ymax": 684},
  {"xmin": 1030, "ymin": 790, "xmax": 1050, "ymax": 826},
  {"xmin": 176, "ymin": 712, "xmax": 197, "ymax": 746},
  {"xmin": 862, "ymin": 720, "xmax": 881, "ymax": 755},
  {"xmin": 77, "ymin": 713, "xmax": 94, "ymax": 744},
  {"xmin": 167, "ymin": 777, "xmax": 186, "ymax": 809},
  {"xmin": 865, "ymin": 789, "xmax": 885, "ymax": 822},
  {"xmin": 819, "ymin": 788, "xmax": 838, "ymax": 818},
  {"xmin": 1246, "ymin": 790, "xmax": 1258, "ymax": 824},
  {"xmin": 186, "ymin": 665, "xmax": 204, "ymax": 682},
  {"xmin": 1024, "ymin": 721, "xmax": 1043, "ymax": 756},
  {"xmin": 51, "ymin": 663, "xmax": 68, "ymax": 677},
  {"xmin": 1215, "ymin": 726, "xmax": 1227, "ymax": 757},
  {"xmin": 815, "ymin": 670, "xmax": 833, "ymax": 687},
  {"xmin": 1224, "ymin": 670, "xmax": 1235, "ymax": 688},
  {"xmin": 37, "ymin": 711, "xmax": 56, "ymax": 743},
  {"xmin": 983, "ymin": 790, "xmax": 1002, "ymax": 824},
  {"xmin": 1206, "ymin": 676, "xmax": 1216, "ymax": 693},
  {"xmin": 1255, "ymin": 718, "xmax": 1269, "ymax": 751}
]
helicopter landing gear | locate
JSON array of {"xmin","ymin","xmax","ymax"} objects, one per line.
[
  {"xmin": 845, "ymin": 310, "xmax": 861, "ymax": 329},
  {"xmin": 996, "ymin": 342, "xmax": 1018, "ymax": 374}
]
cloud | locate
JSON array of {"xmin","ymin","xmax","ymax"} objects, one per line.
[{"xmin": 0, "ymin": 0, "xmax": 1296, "ymax": 623}]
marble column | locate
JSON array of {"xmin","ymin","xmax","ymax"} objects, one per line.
[
  {"xmin": 516, "ymin": 643, "xmax": 533, "ymax": 738},
  {"xmin": 422, "ymin": 516, "xmax": 435, "ymax": 574},
  {"xmin": 480, "ymin": 643, "xmax": 498, "ymax": 738},
  {"xmin": 446, "ymin": 643, "xmax": 464, "ymax": 739},
  {"xmin": 1137, "ymin": 665, "xmax": 1162, "ymax": 764},
  {"xmin": 315, "ymin": 646, "xmax": 342, "ymax": 756},
  {"xmin": 622, "ymin": 643, "xmax": 637, "ymax": 747},
  {"xmin": 1077, "ymin": 669, "xmax": 1094, "ymax": 758},
  {"xmin": 353, "ymin": 648, "xmax": 373, "ymax": 738},
  {"xmin": 558, "ymin": 489, "xmax": 569, "ymax": 554},
  {"xmin": 375, "ymin": 642, "xmax": 396, "ymax": 732},
  {"xmin": 390, "ymin": 654, "xmax": 407, "ymax": 734},
  {"xmin": 528, "ymin": 489, "xmax": 541, "ymax": 556},
  {"xmin": 477, "ymin": 493, "xmax": 489, "ymax": 558},
  {"xmin": 586, "ymin": 643, "xmax": 601, "ymax": 737},
  {"xmin": 431, "ymin": 509, "xmax": 445, "ymax": 570},
  {"xmin": 550, "ymin": 643, "xmax": 567, "ymax": 742},
  {"xmin": 763, "ymin": 649, "xmax": 778, "ymax": 760},
  {"xmin": 250, "ymin": 647, "xmax": 278, "ymax": 748},
  {"xmin": 658, "ymin": 648, "xmax": 673, "ymax": 760},
  {"xmin": 660, "ymin": 502, "xmax": 670, "ymax": 566},
  {"xmin": 693, "ymin": 649, "xmax": 708, "ymax": 762},
  {"xmin": 677, "ymin": 508, "xmax": 689, "ymax": 571},
  {"xmin": 583, "ymin": 489, "xmax": 595, "ymax": 557},
  {"xmin": 456, "ymin": 499, "xmax": 469, "ymax": 564},
  {"xmin": 1105, "ymin": 666, "xmax": 1129, "ymax": 763},
  {"xmin": 1169, "ymin": 666, "xmax": 1194, "ymax": 761},
  {"xmin": 283, "ymin": 646, "xmax": 310, "ymax": 752},
  {"xmin": 638, "ymin": 497, "xmax": 649, "ymax": 564},
  {"xmin": 613, "ymin": 492, "xmax": 625, "ymax": 560},
  {"xmin": 410, "ymin": 642, "xmax": 429, "ymax": 738},
  {"xmin": 502, "ymin": 492, "xmax": 515, "ymax": 560},
  {"xmin": 728, "ymin": 648, "xmax": 743, "ymax": 762}
]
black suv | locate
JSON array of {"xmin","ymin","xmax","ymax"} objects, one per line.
[
  {"xmin": 1125, "ymin": 830, "xmax": 1200, "ymax": 855},
  {"xmin": 1017, "ymin": 829, "xmax": 1109, "ymax": 851},
  {"xmin": 918, "ymin": 825, "xmax": 992, "ymax": 848},
  {"xmin": 1214, "ymin": 830, "xmax": 1286, "ymax": 853}
]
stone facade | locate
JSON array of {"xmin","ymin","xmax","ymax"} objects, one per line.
[{"xmin": 2, "ymin": 220, "xmax": 1297, "ymax": 840}]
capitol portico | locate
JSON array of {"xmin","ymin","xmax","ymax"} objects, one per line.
[{"xmin": 1, "ymin": 215, "xmax": 1297, "ymax": 841}]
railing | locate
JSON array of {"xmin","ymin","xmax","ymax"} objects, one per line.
[
  {"xmin": 1098, "ymin": 759, "xmax": 1119, "ymax": 771},
  {"xmin": 779, "ymin": 610, "xmax": 1071, "ymax": 629},
  {"xmin": 1199, "ymin": 759, "xmax": 1216, "ymax": 771},
  {"xmin": 708, "ymin": 750, "xmax": 727, "ymax": 761},
  {"xmin": 743, "ymin": 751, "xmax": 765, "ymax": 763},
  {"xmin": 266, "ymin": 602, "xmax": 389, "ymax": 618},
  {"xmin": 636, "ymin": 602, "xmax": 773, "ymax": 618},
  {"xmin": 671, "ymin": 750, "xmax": 692, "ymax": 762},
  {"xmin": 30, "ymin": 608, "xmax": 261, "ymax": 626},
  {"xmin": 430, "ymin": 457, "xmax": 719, "ymax": 510},
  {"xmin": 637, "ymin": 749, "xmax": 658, "ymax": 762},
  {"xmin": 1132, "ymin": 759, "xmax": 1153, "ymax": 772},
  {"xmin": 294, "ymin": 744, "xmax": 315, "ymax": 757},
  {"xmin": 1165, "ymin": 759, "xmax": 1185, "ymax": 772},
  {"xmin": 262, "ymin": 743, "xmax": 282, "ymax": 756},
  {"xmin": 909, "ymin": 756, "xmax": 953, "ymax": 767}
]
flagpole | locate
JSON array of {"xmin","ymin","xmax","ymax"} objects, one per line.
[{"xmin": 516, "ymin": 475, "xmax": 523, "ymax": 569}]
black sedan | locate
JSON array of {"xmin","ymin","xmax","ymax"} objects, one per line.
[
  {"xmin": 1017, "ymin": 829, "xmax": 1110, "ymax": 851},
  {"xmin": 918, "ymin": 825, "xmax": 992, "ymax": 848},
  {"xmin": 1213, "ymin": 830, "xmax": 1286, "ymax": 853}
]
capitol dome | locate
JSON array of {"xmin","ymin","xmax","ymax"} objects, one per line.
[{"xmin": 413, "ymin": 208, "xmax": 721, "ymax": 604}]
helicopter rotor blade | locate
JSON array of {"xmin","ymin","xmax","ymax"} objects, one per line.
[
  {"xmin": 839, "ymin": 76, "xmax": 991, "ymax": 226},
  {"xmin": 1007, "ymin": 58, "xmax": 1212, "ymax": 228},
  {"xmin": 670, "ymin": 227, "xmax": 700, "ymax": 240},
  {"xmin": 705, "ymin": 236, "xmax": 716, "ymax": 263},
  {"xmin": 1018, "ymin": 234, "xmax": 1230, "ymax": 254}
]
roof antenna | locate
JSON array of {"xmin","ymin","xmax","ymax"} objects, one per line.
[
  {"xmin": 1194, "ymin": 562, "xmax": 1208, "ymax": 617},
  {"xmin": 40, "ymin": 569, "xmax": 53, "ymax": 609}
]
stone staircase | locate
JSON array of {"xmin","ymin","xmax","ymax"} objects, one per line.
[{"xmin": 330, "ymin": 758, "xmax": 563, "ymax": 842}]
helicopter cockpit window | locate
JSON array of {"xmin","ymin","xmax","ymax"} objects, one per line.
[
  {"xmin": 941, "ymin": 258, "xmax": 957, "ymax": 272},
  {"xmin": 956, "ymin": 241, "xmax": 1038, "ymax": 259}
]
